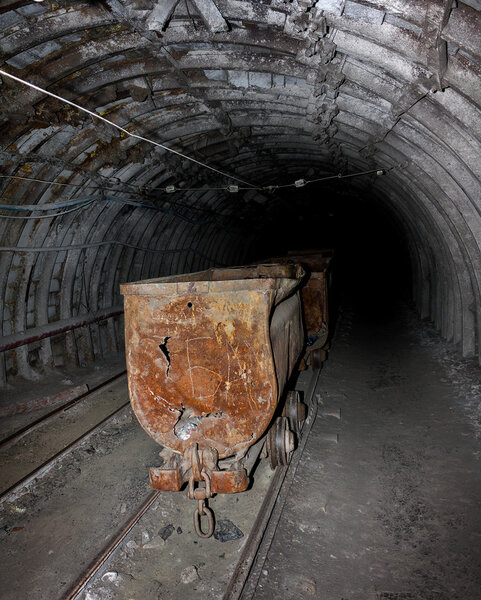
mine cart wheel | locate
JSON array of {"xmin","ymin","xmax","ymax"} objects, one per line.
[
  {"xmin": 266, "ymin": 416, "xmax": 296, "ymax": 468},
  {"xmin": 283, "ymin": 390, "xmax": 307, "ymax": 435}
]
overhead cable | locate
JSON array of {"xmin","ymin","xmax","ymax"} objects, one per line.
[
  {"xmin": 0, "ymin": 196, "xmax": 237, "ymax": 226},
  {"xmin": 0, "ymin": 166, "xmax": 394, "ymax": 200},
  {"xmin": 0, "ymin": 69, "xmax": 256, "ymax": 189},
  {"xmin": 0, "ymin": 173, "xmax": 133, "ymax": 195},
  {"xmin": 0, "ymin": 203, "xmax": 94, "ymax": 219},
  {"xmin": 0, "ymin": 197, "xmax": 92, "ymax": 211},
  {"xmin": 0, "ymin": 242, "xmax": 224, "ymax": 265}
]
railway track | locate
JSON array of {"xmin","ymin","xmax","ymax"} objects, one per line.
[
  {"xmin": 69, "ymin": 367, "xmax": 322, "ymax": 600},
  {"xmin": 0, "ymin": 366, "xmax": 322, "ymax": 600},
  {"xmin": 224, "ymin": 367, "xmax": 321, "ymax": 600},
  {"xmin": 65, "ymin": 490, "xmax": 161, "ymax": 600},
  {"xmin": 0, "ymin": 371, "xmax": 128, "ymax": 503},
  {"xmin": 0, "ymin": 371, "xmax": 126, "ymax": 450}
]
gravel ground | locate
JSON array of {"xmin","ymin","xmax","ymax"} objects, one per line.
[
  {"xmin": 253, "ymin": 298, "xmax": 481, "ymax": 600},
  {"xmin": 0, "ymin": 408, "xmax": 160, "ymax": 600},
  {"xmin": 2, "ymin": 294, "xmax": 479, "ymax": 600}
]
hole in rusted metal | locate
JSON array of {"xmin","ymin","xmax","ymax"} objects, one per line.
[
  {"xmin": 159, "ymin": 337, "xmax": 171, "ymax": 376},
  {"xmin": 174, "ymin": 408, "xmax": 203, "ymax": 440}
]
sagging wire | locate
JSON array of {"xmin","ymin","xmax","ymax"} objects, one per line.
[
  {"xmin": 0, "ymin": 173, "xmax": 137, "ymax": 195},
  {"xmin": 0, "ymin": 198, "xmax": 93, "ymax": 212},
  {"xmin": 0, "ymin": 202, "xmax": 95, "ymax": 219},
  {"xmin": 0, "ymin": 240, "xmax": 225, "ymax": 266},
  {"xmin": 0, "ymin": 196, "xmax": 235, "ymax": 227},
  {"xmin": 0, "ymin": 167, "xmax": 393, "ymax": 199},
  {"xmin": 0, "ymin": 69, "xmax": 256, "ymax": 189},
  {"xmin": 136, "ymin": 168, "xmax": 392, "ymax": 193}
]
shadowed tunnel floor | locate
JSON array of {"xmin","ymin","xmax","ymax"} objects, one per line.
[{"xmin": 253, "ymin": 295, "xmax": 481, "ymax": 600}]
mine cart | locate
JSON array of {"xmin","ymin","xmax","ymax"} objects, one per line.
[
  {"xmin": 120, "ymin": 263, "xmax": 306, "ymax": 536},
  {"xmin": 287, "ymin": 250, "xmax": 333, "ymax": 366},
  {"xmin": 267, "ymin": 250, "xmax": 333, "ymax": 367}
]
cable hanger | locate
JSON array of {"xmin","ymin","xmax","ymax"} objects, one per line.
[
  {"xmin": 0, "ymin": 70, "xmax": 398, "ymax": 195},
  {"xmin": 0, "ymin": 167, "xmax": 394, "ymax": 200}
]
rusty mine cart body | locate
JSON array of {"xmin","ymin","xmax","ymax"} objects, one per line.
[
  {"xmin": 267, "ymin": 249, "xmax": 333, "ymax": 368},
  {"xmin": 120, "ymin": 263, "xmax": 306, "ymax": 536},
  {"xmin": 287, "ymin": 250, "xmax": 333, "ymax": 367}
]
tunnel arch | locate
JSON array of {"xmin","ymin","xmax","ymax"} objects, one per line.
[{"xmin": 0, "ymin": 0, "xmax": 480, "ymax": 385}]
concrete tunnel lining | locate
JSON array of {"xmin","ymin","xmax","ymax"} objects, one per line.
[{"xmin": 0, "ymin": 0, "xmax": 480, "ymax": 387}]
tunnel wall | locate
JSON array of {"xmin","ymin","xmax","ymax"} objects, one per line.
[{"xmin": 0, "ymin": 0, "xmax": 480, "ymax": 386}]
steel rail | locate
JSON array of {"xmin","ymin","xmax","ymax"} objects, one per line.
[
  {"xmin": 64, "ymin": 490, "xmax": 161, "ymax": 600},
  {"xmin": 61, "ymin": 367, "xmax": 322, "ymax": 600},
  {"xmin": 0, "ymin": 401, "xmax": 131, "ymax": 505},
  {"xmin": 0, "ymin": 371, "xmax": 127, "ymax": 450},
  {"xmin": 56, "ymin": 367, "xmax": 321, "ymax": 600},
  {"xmin": 224, "ymin": 367, "xmax": 321, "ymax": 600},
  {"xmin": 63, "ymin": 370, "xmax": 320, "ymax": 600}
]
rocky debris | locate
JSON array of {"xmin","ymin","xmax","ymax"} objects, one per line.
[
  {"xmin": 101, "ymin": 571, "xmax": 120, "ymax": 585},
  {"xmin": 142, "ymin": 535, "xmax": 165, "ymax": 549},
  {"xmin": 158, "ymin": 523, "xmax": 175, "ymax": 540},
  {"xmin": 2, "ymin": 502, "xmax": 26, "ymax": 515},
  {"xmin": 84, "ymin": 572, "xmax": 137, "ymax": 599},
  {"xmin": 125, "ymin": 539, "xmax": 140, "ymax": 556},
  {"xmin": 180, "ymin": 565, "xmax": 199, "ymax": 584},
  {"xmin": 213, "ymin": 519, "xmax": 244, "ymax": 542},
  {"xmin": 84, "ymin": 588, "xmax": 113, "ymax": 600}
]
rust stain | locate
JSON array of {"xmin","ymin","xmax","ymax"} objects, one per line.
[
  {"xmin": 121, "ymin": 264, "xmax": 306, "ymax": 499},
  {"xmin": 18, "ymin": 163, "xmax": 33, "ymax": 175},
  {"xmin": 98, "ymin": 102, "xmax": 129, "ymax": 117},
  {"xmin": 121, "ymin": 264, "xmax": 305, "ymax": 459},
  {"xmin": 267, "ymin": 250, "xmax": 333, "ymax": 352},
  {"xmin": 287, "ymin": 250, "xmax": 332, "ymax": 344}
]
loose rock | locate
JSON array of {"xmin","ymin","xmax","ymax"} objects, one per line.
[
  {"xmin": 213, "ymin": 519, "xmax": 244, "ymax": 542},
  {"xmin": 101, "ymin": 571, "xmax": 119, "ymax": 585},
  {"xmin": 180, "ymin": 565, "xmax": 199, "ymax": 584},
  {"xmin": 143, "ymin": 536, "xmax": 165, "ymax": 549},
  {"xmin": 158, "ymin": 524, "xmax": 174, "ymax": 540}
]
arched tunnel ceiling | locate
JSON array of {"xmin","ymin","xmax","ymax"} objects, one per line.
[{"xmin": 0, "ymin": 0, "xmax": 480, "ymax": 385}]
